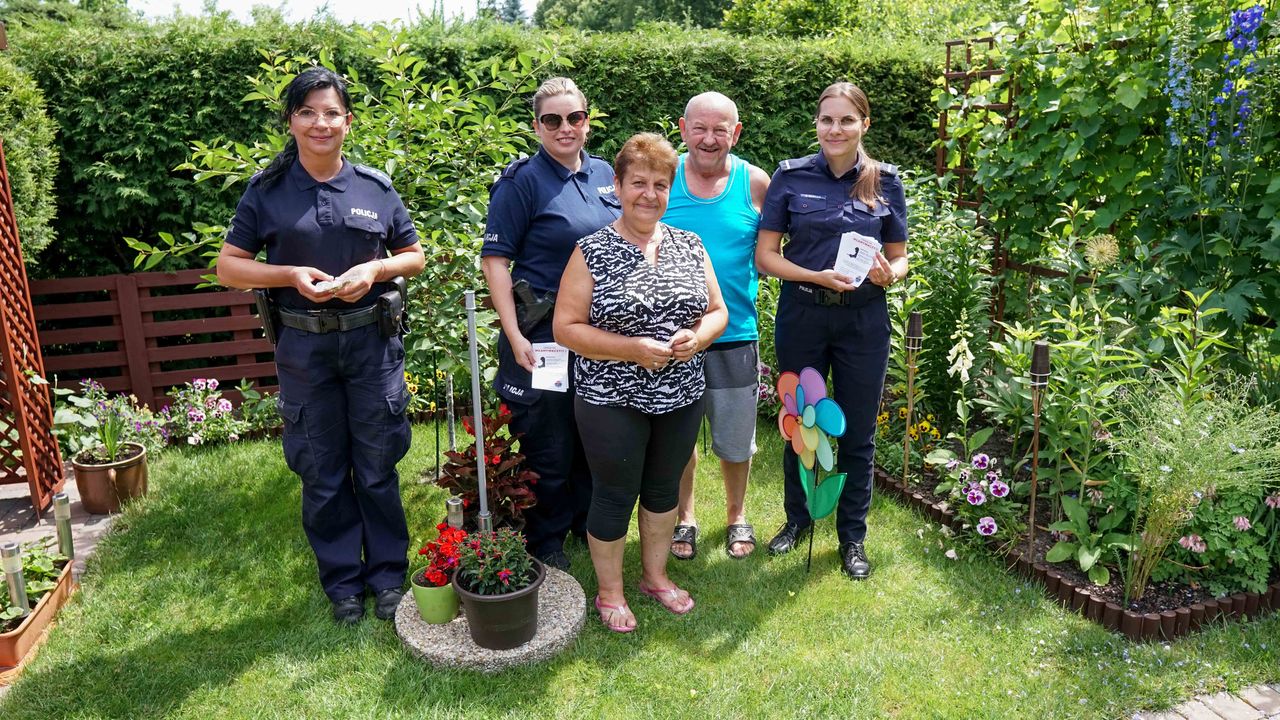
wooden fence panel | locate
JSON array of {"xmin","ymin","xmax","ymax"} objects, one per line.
[{"xmin": 31, "ymin": 268, "xmax": 279, "ymax": 410}]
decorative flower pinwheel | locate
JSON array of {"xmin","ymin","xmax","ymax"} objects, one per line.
[{"xmin": 776, "ymin": 367, "xmax": 848, "ymax": 525}]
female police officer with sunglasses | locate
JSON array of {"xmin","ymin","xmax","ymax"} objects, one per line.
[
  {"xmin": 481, "ymin": 77, "xmax": 620, "ymax": 570},
  {"xmin": 755, "ymin": 81, "xmax": 909, "ymax": 581},
  {"xmin": 217, "ymin": 67, "xmax": 425, "ymax": 624}
]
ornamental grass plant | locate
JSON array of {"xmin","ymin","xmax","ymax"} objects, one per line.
[{"xmin": 1111, "ymin": 376, "xmax": 1280, "ymax": 601}]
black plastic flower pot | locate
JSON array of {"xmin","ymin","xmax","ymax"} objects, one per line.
[{"xmin": 453, "ymin": 558, "xmax": 545, "ymax": 651}]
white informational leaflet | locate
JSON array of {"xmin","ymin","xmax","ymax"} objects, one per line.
[
  {"xmin": 832, "ymin": 230, "xmax": 881, "ymax": 287},
  {"xmin": 530, "ymin": 343, "xmax": 570, "ymax": 392}
]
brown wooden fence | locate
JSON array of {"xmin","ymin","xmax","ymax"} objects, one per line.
[{"xmin": 31, "ymin": 268, "xmax": 278, "ymax": 410}]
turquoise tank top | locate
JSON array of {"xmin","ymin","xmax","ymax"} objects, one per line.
[{"xmin": 662, "ymin": 154, "xmax": 761, "ymax": 343}]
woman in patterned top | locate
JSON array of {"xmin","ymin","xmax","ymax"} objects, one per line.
[{"xmin": 554, "ymin": 133, "xmax": 728, "ymax": 633}]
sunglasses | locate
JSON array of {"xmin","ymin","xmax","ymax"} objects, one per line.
[{"xmin": 538, "ymin": 110, "xmax": 589, "ymax": 130}]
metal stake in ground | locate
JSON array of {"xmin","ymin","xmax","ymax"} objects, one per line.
[
  {"xmin": 432, "ymin": 351, "xmax": 440, "ymax": 483},
  {"xmin": 902, "ymin": 311, "xmax": 923, "ymax": 487},
  {"xmin": 1027, "ymin": 341, "xmax": 1051, "ymax": 557},
  {"xmin": 465, "ymin": 291, "xmax": 493, "ymax": 534}
]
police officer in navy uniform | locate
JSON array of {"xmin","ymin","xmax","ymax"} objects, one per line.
[
  {"xmin": 217, "ymin": 67, "xmax": 426, "ymax": 623},
  {"xmin": 755, "ymin": 82, "xmax": 909, "ymax": 580},
  {"xmin": 481, "ymin": 77, "xmax": 620, "ymax": 570}
]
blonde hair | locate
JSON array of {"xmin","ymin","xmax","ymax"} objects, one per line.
[
  {"xmin": 816, "ymin": 82, "xmax": 882, "ymax": 209},
  {"xmin": 532, "ymin": 76, "xmax": 588, "ymax": 116},
  {"xmin": 614, "ymin": 133, "xmax": 678, "ymax": 183}
]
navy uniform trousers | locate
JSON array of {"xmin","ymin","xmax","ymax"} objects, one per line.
[
  {"xmin": 775, "ymin": 289, "xmax": 890, "ymax": 544},
  {"xmin": 275, "ymin": 323, "xmax": 411, "ymax": 602},
  {"xmin": 497, "ymin": 324, "xmax": 592, "ymax": 557}
]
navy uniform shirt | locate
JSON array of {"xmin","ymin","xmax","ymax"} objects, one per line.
[
  {"xmin": 225, "ymin": 158, "xmax": 419, "ymax": 310},
  {"xmin": 481, "ymin": 147, "xmax": 620, "ymax": 296},
  {"xmin": 759, "ymin": 152, "xmax": 908, "ymax": 303}
]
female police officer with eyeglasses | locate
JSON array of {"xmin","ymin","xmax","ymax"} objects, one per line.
[
  {"xmin": 480, "ymin": 77, "xmax": 620, "ymax": 570},
  {"xmin": 217, "ymin": 67, "xmax": 426, "ymax": 624},
  {"xmin": 755, "ymin": 82, "xmax": 909, "ymax": 581}
]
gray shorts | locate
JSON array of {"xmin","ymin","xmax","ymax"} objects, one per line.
[{"xmin": 702, "ymin": 340, "xmax": 759, "ymax": 463}]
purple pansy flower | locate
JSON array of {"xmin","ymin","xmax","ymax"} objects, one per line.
[
  {"xmin": 990, "ymin": 480, "xmax": 1009, "ymax": 498},
  {"xmin": 977, "ymin": 517, "xmax": 997, "ymax": 536},
  {"xmin": 967, "ymin": 488, "xmax": 986, "ymax": 506},
  {"xmin": 971, "ymin": 453, "xmax": 990, "ymax": 470}
]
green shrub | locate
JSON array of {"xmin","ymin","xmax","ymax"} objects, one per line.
[
  {"xmin": 0, "ymin": 52, "xmax": 58, "ymax": 264},
  {"xmin": 11, "ymin": 17, "xmax": 937, "ymax": 278},
  {"xmin": 8, "ymin": 15, "xmax": 363, "ymax": 278},
  {"xmin": 723, "ymin": 0, "xmax": 1013, "ymax": 49}
]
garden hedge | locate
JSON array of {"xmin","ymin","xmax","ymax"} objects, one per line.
[
  {"xmin": 8, "ymin": 17, "xmax": 937, "ymax": 278},
  {"xmin": 0, "ymin": 52, "xmax": 58, "ymax": 264}
]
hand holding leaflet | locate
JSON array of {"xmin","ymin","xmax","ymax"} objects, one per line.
[{"xmin": 832, "ymin": 230, "xmax": 881, "ymax": 288}]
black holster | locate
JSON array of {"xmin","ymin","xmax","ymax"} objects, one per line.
[
  {"xmin": 253, "ymin": 289, "xmax": 281, "ymax": 345},
  {"xmin": 377, "ymin": 276, "xmax": 409, "ymax": 338},
  {"xmin": 513, "ymin": 278, "xmax": 555, "ymax": 336}
]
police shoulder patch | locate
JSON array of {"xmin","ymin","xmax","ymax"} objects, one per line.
[
  {"xmin": 878, "ymin": 163, "xmax": 900, "ymax": 177},
  {"xmin": 247, "ymin": 169, "xmax": 265, "ymax": 186},
  {"xmin": 498, "ymin": 155, "xmax": 533, "ymax": 182},
  {"xmin": 353, "ymin": 164, "xmax": 393, "ymax": 189},
  {"xmin": 778, "ymin": 154, "xmax": 817, "ymax": 172}
]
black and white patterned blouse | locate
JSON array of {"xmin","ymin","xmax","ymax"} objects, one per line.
[{"xmin": 574, "ymin": 224, "xmax": 709, "ymax": 414}]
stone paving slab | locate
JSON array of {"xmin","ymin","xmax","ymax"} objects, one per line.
[
  {"xmin": 1179, "ymin": 700, "xmax": 1236, "ymax": 720},
  {"xmin": 0, "ymin": 467, "xmax": 116, "ymax": 580},
  {"xmin": 1240, "ymin": 686, "xmax": 1280, "ymax": 716},
  {"xmin": 1200, "ymin": 691, "xmax": 1265, "ymax": 720}
]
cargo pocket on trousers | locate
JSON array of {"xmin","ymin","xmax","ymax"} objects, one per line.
[
  {"xmin": 277, "ymin": 398, "xmax": 314, "ymax": 480},
  {"xmin": 383, "ymin": 386, "xmax": 412, "ymax": 468}
]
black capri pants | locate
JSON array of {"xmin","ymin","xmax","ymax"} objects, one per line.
[{"xmin": 574, "ymin": 396, "xmax": 706, "ymax": 541}]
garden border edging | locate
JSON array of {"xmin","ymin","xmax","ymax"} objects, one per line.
[{"xmin": 872, "ymin": 467, "xmax": 1280, "ymax": 641}]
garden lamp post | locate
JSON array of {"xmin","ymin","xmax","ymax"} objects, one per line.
[
  {"xmin": 465, "ymin": 291, "xmax": 493, "ymax": 534},
  {"xmin": 1027, "ymin": 341, "xmax": 1051, "ymax": 555},
  {"xmin": 902, "ymin": 311, "xmax": 923, "ymax": 487},
  {"xmin": 54, "ymin": 491, "xmax": 74, "ymax": 560},
  {"xmin": 2, "ymin": 541, "xmax": 29, "ymax": 617}
]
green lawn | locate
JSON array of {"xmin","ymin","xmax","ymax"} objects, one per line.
[{"xmin": 2, "ymin": 422, "xmax": 1276, "ymax": 719}]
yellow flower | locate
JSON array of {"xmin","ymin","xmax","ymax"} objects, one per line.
[
  {"xmin": 930, "ymin": 427, "xmax": 941, "ymax": 439},
  {"xmin": 898, "ymin": 407, "xmax": 908, "ymax": 419},
  {"xmin": 407, "ymin": 383, "xmax": 419, "ymax": 395},
  {"xmin": 927, "ymin": 413, "xmax": 935, "ymax": 422},
  {"xmin": 404, "ymin": 371, "xmax": 414, "ymax": 382},
  {"xmin": 877, "ymin": 412, "xmax": 889, "ymax": 425},
  {"xmin": 428, "ymin": 402, "xmax": 437, "ymax": 412},
  {"xmin": 436, "ymin": 369, "xmax": 446, "ymax": 380},
  {"xmin": 918, "ymin": 419, "xmax": 932, "ymax": 432},
  {"xmin": 908, "ymin": 426, "xmax": 920, "ymax": 440}
]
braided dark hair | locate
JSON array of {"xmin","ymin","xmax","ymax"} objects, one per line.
[{"xmin": 256, "ymin": 67, "xmax": 352, "ymax": 189}]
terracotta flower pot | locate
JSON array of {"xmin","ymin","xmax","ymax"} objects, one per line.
[
  {"xmin": 410, "ymin": 573, "xmax": 460, "ymax": 625},
  {"xmin": 453, "ymin": 558, "xmax": 545, "ymax": 650},
  {"xmin": 72, "ymin": 442, "xmax": 148, "ymax": 514}
]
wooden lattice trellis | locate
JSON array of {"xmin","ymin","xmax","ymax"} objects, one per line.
[{"xmin": 0, "ymin": 136, "xmax": 65, "ymax": 514}]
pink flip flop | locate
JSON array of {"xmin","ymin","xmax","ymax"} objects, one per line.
[
  {"xmin": 594, "ymin": 595, "xmax": 636, "ymax": 633},
  {"xmin": 637, "ymin": 581, "xmax": 695, "ymax": 615}
]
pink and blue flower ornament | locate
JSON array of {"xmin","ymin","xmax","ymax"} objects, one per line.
[{"xmin": 776, "ymin": 367, "xmax": 848, "ymax": 570}]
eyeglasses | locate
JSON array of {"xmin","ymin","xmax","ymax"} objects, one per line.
[
  {"xmin": 816, "ymin": 116, "xmax": 865, "ymax": 131},
  {"xmin": 293, "ymin": 108, "xmax": 350, "ymax": 126},
  {"xmin": 538, "ymin": 110, "xmax": 589, "ymax": 130}
]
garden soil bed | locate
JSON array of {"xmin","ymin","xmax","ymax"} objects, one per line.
[{"xmin": 873, "ymin": 466, "xmax": 1280, "ymax": 641}]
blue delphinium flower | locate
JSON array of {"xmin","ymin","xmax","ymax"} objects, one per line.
[{"xmin": 1219, "ymin": 5, "xmax": 1265, "ymax": 146}]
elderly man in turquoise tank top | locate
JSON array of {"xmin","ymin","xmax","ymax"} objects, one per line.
[{"xmin": 662, "ymin": 92, "xmax": 771, "ymax": 560}]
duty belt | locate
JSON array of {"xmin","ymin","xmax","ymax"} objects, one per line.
[
  {"xmin": 789, "ymin": 282, "xmax": 880, "ymax": 308},
  {"xmin": 278, "ymin": 305, "xmax": 379, "ymax": 334}
]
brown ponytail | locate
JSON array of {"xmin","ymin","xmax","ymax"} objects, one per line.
[{"xmin": 816, "ymin": 82, "xmax": 882, "ymax": 210}]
